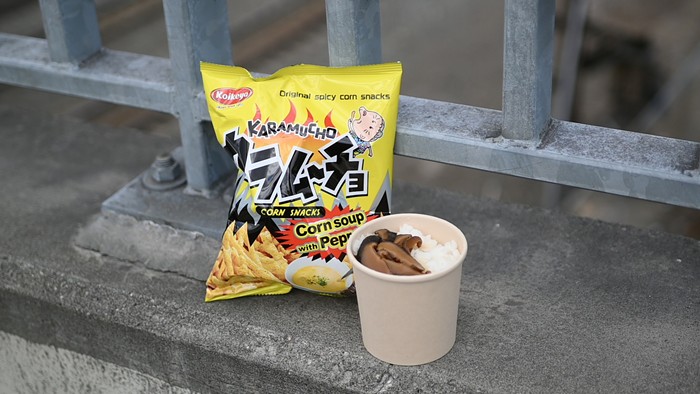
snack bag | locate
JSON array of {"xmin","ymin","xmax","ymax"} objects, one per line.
[{"xmin": 200, "ymin": 62, "xmax": 402, "ymax": 301}]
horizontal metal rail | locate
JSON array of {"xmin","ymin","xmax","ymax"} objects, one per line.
[
  {"xmin": 0, "ymin": 0, "xmax": 698, "ymax": 210},
  {"xmin": 0, "ymin": 34, "xmax": 173, "ymax": 113},
  {"xmin": 395, "ymin": 97, "xmax": 700, "ymax": 209}
]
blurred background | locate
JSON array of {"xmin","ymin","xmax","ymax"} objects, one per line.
[{"xmin": 1, "ymin": 0, "xmax": 698, "ymax": 238}]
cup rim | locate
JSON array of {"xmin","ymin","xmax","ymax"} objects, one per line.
[{"xmin": 347, "ymin": 213, "xmax": 468, "ymax": 283}]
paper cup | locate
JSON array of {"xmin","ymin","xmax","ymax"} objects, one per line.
[{"xmin": 347, "ymin": 213, "xmax": 468, "ymax": 365}]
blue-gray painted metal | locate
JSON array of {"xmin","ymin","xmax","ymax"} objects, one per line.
[
  {"xmin": 396, "ymin": 96, "xmax": 700, "ymax": 209},
  {"xmin": 162, "ymin": 0, "xmax": 235, "ymax": 196},
  {"xmin": 0, "ymin": 1, "xmax": 697, "ymax": 209},
  {"xmin": 325, "ymin": 0, "xmax": 382, "ymax": 66},
  {"xmin": 38, "ymin": 0, "xmax": 101, "ymax": 64},
  {"xmin": 0, "ymin": 33, "xmax": 173, "ymax": 113},
  {"xmin": 503, "ymin": 0, "xmax": 555, "ymax": 141}
]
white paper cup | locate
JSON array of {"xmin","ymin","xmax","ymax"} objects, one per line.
[{"xmin": 347, "ymin": 213, "xmax": 468, "ymax": 365}]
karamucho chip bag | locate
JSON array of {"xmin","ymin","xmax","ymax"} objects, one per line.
[{"xmin": 201, "ymin": 62, "xmax": 403, "ymax": 301}]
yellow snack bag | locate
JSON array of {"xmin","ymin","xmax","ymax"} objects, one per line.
[{"xmin": 200, "ymin": 62, "xmax": 402, "ymax": 301}]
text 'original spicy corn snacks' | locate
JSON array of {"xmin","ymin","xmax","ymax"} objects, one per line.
[{"xmin": 200, "ymin": 62, "xmax": 403, "ymax": 301}]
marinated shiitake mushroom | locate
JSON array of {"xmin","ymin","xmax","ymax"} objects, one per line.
[
  {"xmin": 357, "ymin": 235, "xmax": 390, "ymax": 274},
  {"xmin": 375, "ymin": 229, "xmax": 397, "ymax": 242},
  {"xmin": 355, "ymin": 229, "xmax": 429, "ymax": 275}
]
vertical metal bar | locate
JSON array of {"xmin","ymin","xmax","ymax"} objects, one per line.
[
  {"xmin": 38, "ymin": 0, "xmax": 102, "ymax": 64},
  {"xmin": 325, "ymin": 0, "xmax": 382, "ymax": 66},
  {"xmin": 502, "ymin": 0, "xmax": 556, "ymax": 141},
  {"xmin": 163, "ymin": 0, "xmax": 235, "ymax": 196}
]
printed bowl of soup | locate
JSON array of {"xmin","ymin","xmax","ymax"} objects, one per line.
[{"xmin": 285, "ymin": 257, "xmax": 352, "ymax": 294}]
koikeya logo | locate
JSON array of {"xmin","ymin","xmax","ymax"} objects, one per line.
[{"xmin": 210, "ymin": 87, "xmax": 253, "ymax": 105}]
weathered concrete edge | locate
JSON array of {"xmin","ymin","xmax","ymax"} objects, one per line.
[
  {"xmin": 74, "ymin": 211, "xmax": 217, "ymax": 282},
  {"xmin": 0, "ymin": 331, "xmax": 193, "ymax": 394},
  {"xmin": 0, "ymin": 256, "xmax": 469, "ymax": 393},
  {"xmin": 0, "ymin": 259, "xmax": 355, "ymax": 393}
]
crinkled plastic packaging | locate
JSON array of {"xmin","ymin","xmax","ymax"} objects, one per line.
[{"xmin": 200, "ymin": 62, "xmax": 403, "ymax": 301}]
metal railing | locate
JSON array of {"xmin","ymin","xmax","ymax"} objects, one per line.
[{"xmin": 0, "ymin": 0, "xmax": 698, "ymax": 209}]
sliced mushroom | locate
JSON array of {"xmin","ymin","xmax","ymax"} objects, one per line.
[
  {"xmin": 374, "ymin": 229, "xmax": 397, "ymax": 242},
  {"xmin": 392, "ymin": 234, "xmax": 422, "ymax": 253},
  {"xmin": 392, "ymin": 233, "xmax": 412, "ymax": 248},
  {"xmin": 357, "ymin": 229, "xmax": 430, "ymax": 275},
  {"xmin": 356, "ymin": 235, "xmax": 391, "ymax": 274},
  {"xmin": 380, "ymin": 251, "xmax": 425, "ymax": 275},
  {"xmin": 376, "ymin": 241, "xmax": 429, "ymax": 275},
  {"xmin": 401, "ymin": 236, "xmax": 423, "ymax": 253},
  {"xmin": 357, "ymin": 234, "xmax": 382, "ymax": 255}
]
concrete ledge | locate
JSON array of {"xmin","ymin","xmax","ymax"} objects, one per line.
[
  {"xmin": 75, "ymin": 210, "xmax": 218, "ymax": 282},
  {"xmin": 0, "ymin": 257, "xmax": 376, "ymax": 393},
  {"xmin": 1, "ymin": 104, "xmax": 699, "ymax": 392},
  {"xmin": 0, "ymin": 331, "xmax": 191, "ymax": 394},
  {"xmin": 3, "ymin": 181, "xmax": 700, "ymax": 392}
]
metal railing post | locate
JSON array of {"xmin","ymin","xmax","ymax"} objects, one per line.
[
  {"xmin": 325, "ymin": 0, "xmax": 382, "ymax": 66},
  {"xmin": 163, "ymin": 0, "xmax": 235, "ymax": 196},
  {"xmin": 502, "ymin": 0, "xmax": 556, "ymax": 141},
  {"xmin": 0, "ymin": 0, "xmax": 697, "ymax": 210},
  {"xmin": 38, "ymin": 0, "xmax": 102, "ymax": 64}
]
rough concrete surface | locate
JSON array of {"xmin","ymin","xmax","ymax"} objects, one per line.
[
  {"xmin": 1, "ymin": 103, "xmax": 699, "ymax": 393},
  {"xmin": 75, "ymin": 211, "xmax": 218, "ymax": 282},
  {"xmin": 0, "ymin": 331, "xmax": 192, "ymax": 394}
]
